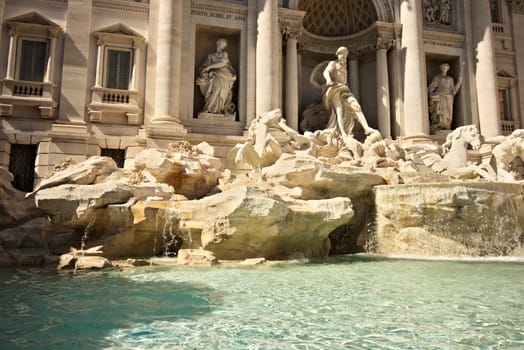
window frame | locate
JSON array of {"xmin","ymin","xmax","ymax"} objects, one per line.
[
  {"xmin": 104, "ymin": 47, "xmax": 133, "ymax": 90},
  {"xmin": 16, "ymin": 37, "xmax": 49, "ymax": 82}
]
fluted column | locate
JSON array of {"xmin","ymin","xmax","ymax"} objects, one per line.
[
  {"xmin": 348, "ymin": 53, "xmax": 360, "ymax": 101},
  {"xmin": 400, "ymin": 0, "xmax": 428, "ymax": 135},
  {"xmin": 472, "ymin": 0, "xmax": 500, "ymax": 137},
  {"xmin": 153, "ymin": 0, "xmax": 182, "ymax": 123},
  {"xmin": 284, "ymin": 30, "xmax": 299, "ymax": 130},
  {"xmin": 6, "ymin": 28, "xmax": 17, "ymax": 80},
  {"xmin": 375, "ymin": 37, "xmax": 393, "ymax": 137},
  {"xmin": 256, "ymin": 0, "xmax": 280, "ymax": 116}
]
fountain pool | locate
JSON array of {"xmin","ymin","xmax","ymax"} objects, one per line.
[{"xmin": 1, "ymin": 256, "xmax": 523, "ymax": 349}]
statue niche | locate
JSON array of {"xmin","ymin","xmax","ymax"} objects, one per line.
[
  {"xmin": 196, "ymin": 38, "xmax": 237, "ymax": 120},
  {"xmin": 427, "ymin": 62, "xmax": 462, "ymax": 134}
]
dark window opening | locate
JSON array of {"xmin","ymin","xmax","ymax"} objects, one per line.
[
  {"xmin": 106, "ymin": 50, "xmax": 131, "ymax": 90},
  {"xmin": 9, "ymin": 144, "xmax": 37, "ymax": 192},
  {"xmin": 498, "ymin": 89, "xmax": 511, "ymax": 121},
  {"xmin": 101, "ymin": 148, "xmax": 125, "ymax": 168},
  {"xmin": 20, "ymin": 40, "xmax": 47, "ymax": 82},
  {"xmin": 490, "ymin": 0, "xmax": 502, "ymax": 23}
]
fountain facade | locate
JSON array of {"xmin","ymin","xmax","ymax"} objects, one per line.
[{"xmin": 0, "ymin": 1, "xmax": 523, "ymax": 267}]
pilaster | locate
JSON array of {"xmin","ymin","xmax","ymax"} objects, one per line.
[{"xmin": 57, "ymin": 0, "xmax": 92, "ymax": 124}]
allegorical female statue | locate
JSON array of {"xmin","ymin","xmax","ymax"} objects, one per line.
[
  {"xmin": 427, "ymin": 62, "xmax": 462, "ymax": 134},
  {"xmin": 196, "ymin": 38, "xmax": 237, "ymax": 116}
]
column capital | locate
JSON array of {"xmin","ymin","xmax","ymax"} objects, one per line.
[
  {"xmin": 508, "ymin": 0, "xmax": 524, "ymax": 14},
  {"xmin": 348, "ymin": 51, "xmax": 361, "ymax": 61},
  {"xmin": 281, "ymin": 26, "xmax": 301, "ymax": 40},
  {"xmin": 8, "ymin": 27, "xmax": 18, "ymax": 37},
  {"xmin": 372, "ymin": 35, "xmax": 394, "ymax": 51}
]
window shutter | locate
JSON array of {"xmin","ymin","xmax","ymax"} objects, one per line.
[
  {"xmin": 106, "ymin": 50, "xmax": 131, "ymax": 90},
  {"xmin": 20, "ymin": 41, "xmax": 47, "ymax": 82}
]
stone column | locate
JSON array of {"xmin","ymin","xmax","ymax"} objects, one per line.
[
  {"xmin": 152, "ymin": 0, "xmax": 182, "ymax": 123},
  {"xmin": 400, "ymin": 0, "xmax": 428, "ymax": 135},
  {"xmin": 94, "ymin": 39, "xmax": 104, "ymax": 87},
  {"xmin": 284, "ymin": 29, "xmax": 299, "ymax": 130},
  {"xmin": 6, "ymin": 28, "xmax": 17, "ymax": 80},
  {"xmin": 44, "ymin": 29, "xmax": 57, "ymax": 83},
  {"xmin": 256, "ymin": 0, "xmax": 280, "ymax": 116},
  {"xmin": 472, "ymin": 0, "xmax": 500, "ymax": 137},
  {"xmin": 375, "ymin": 37, "xmax": 393, "ymax": 137},
  {"xmin": 348, "ymin": 53, "xmax": 360, "ymax": 101},
  {"xmin": 245, "ymin": 0, "xmax": 257, "ymax": 128}
]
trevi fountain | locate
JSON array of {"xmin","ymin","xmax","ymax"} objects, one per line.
[{"xmin": 1, "ymin": 45, "xmax": 523, "ymax": 348}]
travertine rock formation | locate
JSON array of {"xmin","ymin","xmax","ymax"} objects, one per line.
[{"xmin": 373, "ymin": 182, "xmax": 524, "ymax": 256}]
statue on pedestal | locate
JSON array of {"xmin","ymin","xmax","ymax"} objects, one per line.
[
  {"xmin": 196, "ymin": 38, "xmax": 237, "ymax": 118},
  {"xmin": 428, "ymin": 62, "xmax": 462, "ymax": 134}
]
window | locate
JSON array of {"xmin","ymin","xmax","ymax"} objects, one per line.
[
  {"xmin": 490, "ymin": 0, "xmax": 502, "ymax": 23},
  {"xmin": 88, "ymin": 24, "xmax": 145, "ymax": 125},
  {"xmin": 0, "ymin": 12, "xmax": 62, "ymax": 118},
  {"xmin": 19, "ymin": 40, "xmax": 47, "ymax": 82},
  {"xmin": 101, "ymin": 148, "xmax": 125, "ymax": 168},
  {"xmin": 9, "ymin": 144, "xmax": 37, "ymax": 192},
  {"xmin": 498, "ymin": 89, "xmax": 511, "ymax": 121},
  {"xmin": 106, "ymin": 50, "xmax": 131, "ymax": 90}
]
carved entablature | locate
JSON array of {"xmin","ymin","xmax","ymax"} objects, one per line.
[
  {"xmin": 93, "ymin": 0, "xmax": 149, "ymax": 16},
  {"xmin": 423, "ymin": 29, "xmax": 465, "ymax": 49},
  {"xmin": 279, "ymin": 8, "xmax": 306, "ymax": 39},
  {"xmin": 423, "ymin": 0, "xmax": 454, "ymax": 28},
  {"xmin": 300, "ymin": 21, "xmax": 399, "ymax": 57},
  {"xmin": 508, "ymin": 0, "xmax": 524, "ymax": 14},
  {"xmin": 191, "ymin": 1, "xmax": 248, "ymax": 22}
]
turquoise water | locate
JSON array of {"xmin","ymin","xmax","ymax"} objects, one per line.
[{"xmin": 1, "ymin": 256, "xmax": 523, "ymax": 349}]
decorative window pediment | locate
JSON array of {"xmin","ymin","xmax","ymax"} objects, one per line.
[{"xmin": 6, "ymin": 11, "xmax": 61, "ymax": 33}]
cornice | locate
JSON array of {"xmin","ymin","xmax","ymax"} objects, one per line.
[{"xmin": 93, "ymin": 0, "xmax": 149, "ymax": 16}]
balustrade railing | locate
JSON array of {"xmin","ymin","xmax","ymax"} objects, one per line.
[
  {"xmin": 492, "ymin": 23, "xmax": 504, "ymax": 34},
  {"xmin": 500, "ymin": 120, "xmax": 514, "ymax": 135},
  {"xmin": 91, "ymin": 86, "xmax": 138, "ymax": 106}
]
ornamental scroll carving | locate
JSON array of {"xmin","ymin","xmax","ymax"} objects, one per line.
[{"xmin": 423, "ymin": 0, "xmax": 453, "ymax": 25}]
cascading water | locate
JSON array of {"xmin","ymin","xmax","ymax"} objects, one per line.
[
  {"xmin": 371, "ymin": 182, "xmax": 524, "ymax": 257},
  {"xmin": 157, "ymin": 207, "xmax": 183, "ymax": 257},
  {"xmin": 80, "ymin": 215, "xmax": 97, "ymax": 251}
]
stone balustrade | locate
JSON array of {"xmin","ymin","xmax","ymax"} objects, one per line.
[{"xmin": 0, "ymin": 79, "xmax": 57, "ymax": 118}]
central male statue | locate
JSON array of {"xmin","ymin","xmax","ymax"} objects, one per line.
[{"xmin": 322, "ymin": 46, "xmax": 375, "ymax": 142}]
